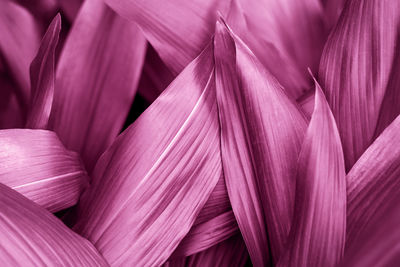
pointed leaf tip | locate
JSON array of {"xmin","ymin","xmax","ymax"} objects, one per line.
[
  {"xmin": 214, "ymin": 20, "xmax": 307, "ymax": 264},
  {"xmin": 74, "ymin": 44, "xmax": 221, "ymax": 266},
  {"xmin": 279, "ymin": 80, "xmax": 346, "ymax": 267},
  {"xmin": 26, "ymin": 13, "xmax": 61, "ymax": 129}
]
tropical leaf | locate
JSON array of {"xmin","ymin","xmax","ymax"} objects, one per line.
[
  {"xmin": 73, "ymin": 44, "xmax": 222, "ymax": 266},
  {"xmin": 50, "ymin": 0, "xmax": 147, "ymax": 171},
  {"xmin": 0, "ymin": 183, "xmax": 107, "ymax": 266},
  {"xmin": 26, "ymin": 14, "xmax": 61, "ymax": 129},
  {"xmin": 0, "ymin": 129, "xmax": 88, "ymax": 213},
  {"xmin": 346, "ymin": 115, "xmax": 400, "ymax": 247},
  {"xmin": 278, "ymin": 80, "xmax": 346, "ymax": 267},
  {"xmin": 214, "ymin": 19, "xmax": 307, "ymax": 264},
  {"xmin": 319, "ymin": 0, "xmax": 400, "ymax": 169},
  {"xmin": 105, "ymin": 0, "xmax": 230, "ymax": 75}
]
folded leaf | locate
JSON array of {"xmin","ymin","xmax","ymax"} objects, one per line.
[
  {"xmin": 278, "ymin": 80, "xmax": 346, "ymax": 267},
  {"xmin": 26, "ymin": 14, "xmax": 61, "ymax": 129},
  {"xmin": 346, "ymin": 115, "xmax": 400, "ymax": 247},
  {"xmin": 105, "ymin": 0, "xmax": 230, "ymax": 75},
  {"xmin": 0, "ymin": 1, "xmax": 40, "ymax": 107},
  {"xmin": 319, "ymin": 0, "xmax": 400, "ymax": 169},
  {"xmin": 74, "ymin": 44, "xmax": 222, "ymax": 266},
  {"xmin": 214, "ymin": 19, "xmax": 307, "ymax": 264},
  {"xmin": 0, "ymin": 183, "xmax": 107, "ymax": 266},
  {"xmin": 342, "ymin": 196, "xmax": 400, "ymax": 267},
  {"xmin": 226, "ymin": 0, "xmax": 327, "ymax": 98},
  {"xmin": 166, "ymin": 235, "xmax": 249, "ymax": 267},
  {"xmin": 168, "ymin": 174, "xmax": 238, "ymax": 258},
  {"xmin": 0, "ymin": 129, "xmax": 89, "ymax": 213},
  {"xmin": 194, "ymin": 174, "xmax": 231, "ymax": 226},
  {"xmin": 50, "ymin": 0, "xmax": 147, "ymax": 171},
  {"xmin": 171, "ymin": 211, "xmax": 239, "ymax": 258}
]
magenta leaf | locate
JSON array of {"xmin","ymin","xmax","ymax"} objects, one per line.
[
  {"xmin": 342, "ymin": 197, "xmax": 400, "ymax": 267},
  {"xmin": 225, "ymin": 0, "xmax": 328, "ymax": 98},
  {"xmin": 0, "ymin": 183, "xmax": 107, "ymax": 266},
  {"xmin": 105, "ymin": 0, "xmax": 230, "ymax": 75},
  {"xmin": 346, "ymin": 115, "xmax": 400, "ymax": 248},
  {"xmin": 319, "ymin": 0, "xmax": 400, "ymax": 170},
  {"xmin": 73, "ymin": 44, "xmax": 222, "ymax": 266},
  {"xmin": 278, "ymin": 80, "xmax": 346, "ymax": 267},
  {"xmin": 26, "ymin": 14, "xmax": 61, "ymax": 129},
  {"xmin": 0, "ymin": 129, "xmax": 89, "ymax": 213},
  {"xmin": 166, "ymin": 235, "xmax": 249, "ymax": 267},
  {"xmin": 50, "ymin": 0, "xmax": 147, "ymax": 171},
  {"xmin": 214, "ymin": 19, "xmax": 307, "ymax": 264},
  {"xmin": 0, "ymin": 1, "xmax": 40, "ymax": 107}
]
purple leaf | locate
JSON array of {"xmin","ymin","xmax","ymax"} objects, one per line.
[
  {"xmin": 0, "ymin": 1, "xmax": 40, "ymax": 107},
  {"xmin": 26, "ymin": 14, "xmax": 61, "ymax": 129},
  {"xmin": 319, "ymin": 0, "xmax": 400, "ymax": 170},
  {"xmin": 346, "ymin": 115, "xmax": 400, "ymax": 248},
  {"xmin": 278, "ymin": 80, "xmax": 346, "ymax": 267},
  {"xmin": 50, "ymin": 0, "xmax": 147, "ymax": 171},
  {"xmin": 0, "ymin": 183, "xmax": 107, "ymax": 266},
  {"xmin": 214, "ymin": 19, "xmax": 307, "ymax": 264},
  {"xmin": 0, "ymin": 129, "xmax": 88, "ymax": 213},
  {"xmin": 165, "ymin": 235, "xmax": 249, "ymax": 267},
  {"xmin": 226, "ymin": 0, "xmax": 328, "ymax": 98},
  {"xmin": 105, "ymin": 0, "xmax": 231, "ymax": 75},
  {"xmin": 73, "ymin": 44, "xmax": 222, "ymax": 266}
]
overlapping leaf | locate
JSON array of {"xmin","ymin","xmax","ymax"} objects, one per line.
[
  {"xmin": 226, "ymin": 0, "xmax": 327, "ymax": 98},
  {"xmin": 105, "ymin": 0, "xmax": 230, "ymax": 75},
  {"xmin": 170, "ymin": 174, "xmax": 238, "ymax": 258},
  {"xmin": 342, "ymin": 197, "xmax": 400, "ymax": 267},
  {"xmin": 278, "ymin": 81, "xmax": 346, "ymax": 267},
  {"xmin": 319, "ymin": 0, "xmax": 400, "ymax": 169},
  {"xmin": 74, "ymin": 44, "xmax": 222, "ymax": 266},
  {"xmin": 214, "ymin": 19, "xmax": 307, "ymax": 264},
  {"xmin": 0, "ymin": 183, "xmax": 107, "ymax": 266},
  {"xmin": 346, "ymin": 115, "xmax": 400, "ymax": 247},
  {"xmin": 26, "ymin": 14, "xmax": 61, "ymax": 129},
  {"xmin": 0, "ymin": 129, "xmax": 88, "ymax": 213},
  {"xmin": 166, "ymin": 235, "xmax": 248, "ymax": 267},
  {"xmin": 50, "ymin": 0, "xmax": 147, "ymax": 171}
]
